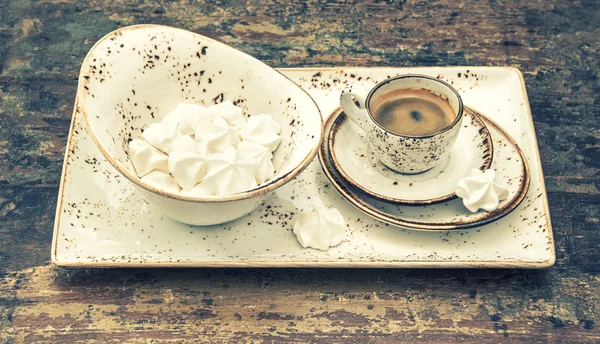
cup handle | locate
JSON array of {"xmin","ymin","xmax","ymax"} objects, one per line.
[{"xmin": 340, "ymin": 85, "xmax": 370, "ymax": 132}]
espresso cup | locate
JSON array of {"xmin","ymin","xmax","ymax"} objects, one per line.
[{"xmin": 340, "ymin": 74, "xmax": 464, "ymax": 174}]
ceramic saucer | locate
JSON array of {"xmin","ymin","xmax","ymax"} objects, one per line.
[
  {"xmin": 329, "ymin": 108, "xmax": 493, "ymax": 204},
  {"xmin": 319, "ymin": 106, "xmax": 530, "ymax": 231}
]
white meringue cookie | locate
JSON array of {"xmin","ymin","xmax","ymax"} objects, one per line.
[
  {"xmin": 141, "ymin": 170, "xmax": 180, "ymax": 194},
  {"xmin": 128, "ymin": 139, "xmax": 169, "ymax": 177},
  {"xmin": 162, "ymin": 103, "xmax": 216, "ymax": 135},
  {"xmin": 240, "ymin": 114, "xmax": 282, "ymax": 152},
  {"xmin": 237, "ymin": 141, "xmax": 274, "ymax": 184},
  {"xmin": 293, "ymin": 207, "xmax": 346, "ymax": 251},
  {"xmin": 141, "ymin": 121, "xmax": 181, "ymax": 153},
  {"xmin": 194, "ymin": 117, "xmax": 241, "ymax": 154},
  {"xmin": 171, "ymin": 135, "xmax": 208, "ymax": 157},
  {"xmin": 179, "ymin": 182, "xmax": 210, "ymax": 198},
  {"xmin": 168, "ymin": 151, "xmax": 207, "ymax": 191},
  {"xmin": 209, "ymin": 100, "xmax": 246, "ymax": 129},
  {"xmin": 202, "ymin": 146, "xmax": 258, "ymax": 196},
  {"xmin": 130, "ymin": 100, "xmax": 282, "ymax": 198},
  {"xmin": 455, "ymin": 168, "xmax": 509, "ymax": 212}
]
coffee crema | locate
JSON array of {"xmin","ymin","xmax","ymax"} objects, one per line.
[{"xmin": 370, "ymin": 89, "xmax": 456, "ymax": 136}]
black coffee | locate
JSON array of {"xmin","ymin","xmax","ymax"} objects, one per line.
[{"xmin": 371, "ymin": 89, "xmax": 455, "ymax": 136}]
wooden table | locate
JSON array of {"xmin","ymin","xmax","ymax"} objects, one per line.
[{"xmin": 1, "ymin": 1, "xmax": 598, "ymax": 342}]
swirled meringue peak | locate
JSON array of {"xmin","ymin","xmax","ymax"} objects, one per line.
[
  {"xmin": 128, "ymin": 139, "xmax": 169, "ymax": 178},
  {"xmin": 168, "ymin": 151, "xmax": 207, "ymax": 191},
  {"xmin": 168, "ymin": 136, "xmax": 209, "ymax": 190},
  {"xmin": 293, "ymin": 207, "xmax": 346, "ymax": 251},
  {"xmin": 240, "ymin": 114, "xmax": 282, "ymax": 152},
  {"xmin": 171, "ymin": 135, "xmax": 208, "ymax": 157},
  {"xmin": 455, "ymin": 168, "xmax": 509, "ymax": 212},
  {"xmin": 141, "ymin": 121, "xmax": 181, "ymax": 153},
  {"xmin": 194, "ymin": 117, "xmax": 241, "ymax": 154},
  {"xmin": 201, "ymin": 146, "xmax": 258, "ymax": 196},
  {"xmin": 209, "ymin": 100, "xmax": 246, "ymax": 129},
  {"xmin": 141, "ymin": 171, "xmax": 180, "ymax": 194},
  {"xmin": 237, "ymin": 141, "xmax": 274, "ymax": 184},
  {"xmin": 162, "ymin": 103, "xmax": 216, "ymax": 135},
  {"xmin": 127, "ymin": 100, "xmax": 283, "ymax": 197}
]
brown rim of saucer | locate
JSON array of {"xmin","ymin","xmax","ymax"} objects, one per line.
[
  {"xmin": 319, "ymin": 106, "xmax": 531, "ymax": 231},
  {"xmin": 329, "ymin": 107, "xmax": 494, "ymax": 205}
]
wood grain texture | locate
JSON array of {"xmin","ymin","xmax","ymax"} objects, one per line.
[{"xmin": 0, "ymin": 0, "xmax": 598, "ymax": 342}]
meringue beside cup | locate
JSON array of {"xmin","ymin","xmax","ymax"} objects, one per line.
[
  {"xmin": 455, "ymin": 168, "xmax": 509, "ymax": 212},
  {"xmin": 293, "ymin": 207, "xmax": 346, "ymax": 251},
  {"xmin": 128, "ymin": 101, "xmax": 282, "ymax": 196}
]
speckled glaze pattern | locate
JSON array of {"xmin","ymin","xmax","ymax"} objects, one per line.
[
  {"xmin": 76, "ymin": 25, "xmax": 322, "ymax": 225},
  {"xmin": 330, "ymin": 108, "xmax": 493, "ymax": 204},
  {"xmin": 340, "ymin": 75, "xmax": 464, "ymax": 174},
  {"xmin": 368, "ymin": 120, "xmax": 461, "ymax": 173},
  {"xmin": 52, "ymin": 67, "xmax": 554, "ymax": 268},
  {"xmin": 321, "ymin": 106, "xmax": 529, "ymax": 230}
]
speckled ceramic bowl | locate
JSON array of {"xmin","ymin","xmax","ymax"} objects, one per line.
[{"xmin": 77, "ymin": 25, "xmax": 322, "ymax": 225}]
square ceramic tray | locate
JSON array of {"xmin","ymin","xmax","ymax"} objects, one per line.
[{"xmin": 52, "ymin": 67, "xmax": 555, "ymax": 268}]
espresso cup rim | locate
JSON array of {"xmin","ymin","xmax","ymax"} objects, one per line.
[{"xmin": 365, "ymin": 74, "xmax": 464, "ymax": 139}]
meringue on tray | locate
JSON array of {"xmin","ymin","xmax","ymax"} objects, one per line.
[
  {"xmin": 128, "ymin": 101, "xmax": 282, "ymax": 196},
  {"xmin": 293, "ymin": 207, "xmax": 347, "ymax": 251}
]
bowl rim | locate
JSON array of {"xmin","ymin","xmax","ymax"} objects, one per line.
[{"xmin": 77, "ymin": 24, "xmax": 323, "ymax": 203}]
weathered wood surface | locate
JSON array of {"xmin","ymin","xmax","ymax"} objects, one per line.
[{"xmin": 0, "ymin": 0, "xmax": 598, "ymax": 342}]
